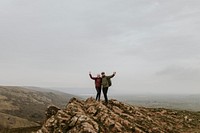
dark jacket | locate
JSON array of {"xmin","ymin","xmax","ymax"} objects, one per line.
[
  {"xmin": 89, "ymin": 74, "xmax": 102, "ymax": 88},
  {"xmin": 101, "ymin": 74, "xmax": 115, "ymax": 88}
]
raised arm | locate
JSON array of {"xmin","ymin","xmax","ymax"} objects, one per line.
[
  {"xmin": 89, "ymin": 72, "xmax": 95, "ymax": 80},
  {"xmin": 108, "ymin": 72, "xmax": 116, "ymax": 78}
]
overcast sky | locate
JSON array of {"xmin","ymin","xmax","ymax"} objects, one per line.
[{"xmin": 0, "ymin": 0, "xmax": 200, "ymax": 94}]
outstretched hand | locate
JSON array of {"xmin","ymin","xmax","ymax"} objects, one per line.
[
  {"xmin": 113, "ymin": 72, "xmax": 116, "ymax": 75},
  {"xmin": 89, "ymin": 72, "xmax": 91, "ymax": 74}
]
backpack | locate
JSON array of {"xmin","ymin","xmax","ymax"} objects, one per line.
[{"xmin": 107, "ymin": 77, "xmax": 112, "ymax": 87}]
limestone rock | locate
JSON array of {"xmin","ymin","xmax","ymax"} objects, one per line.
[{"xmin": 36, "ymin": 97, "xmax": 200, "ymax": 133}]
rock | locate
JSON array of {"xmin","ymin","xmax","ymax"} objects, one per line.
[
  {"xmin": 69, "ymin": 116, "xmax": 78, "ymax": 126},
  {"xmin": 135, "ymin": 127, "xmax": 145, "ymax": 133},
  {"xmin": 184, "ymin": 115, "xmax": 188, "ymax": 121},
  {"xmin": 36, "ymin": 97, "xmax": 200, "ymax": 133},
  {"xmin": 45, "ymin": 105, "xmax": 60, "ymax": 119}
]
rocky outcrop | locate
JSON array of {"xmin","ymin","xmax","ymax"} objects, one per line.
[{"xmin": 37, "ymin": 97, "xmax": 200, "ymax": 133}]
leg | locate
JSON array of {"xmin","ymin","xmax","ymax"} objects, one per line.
[
  {"xmin": 96, "ymin": 87, "xmax": 101, "ymax": 101},
  {"xmin": 95, "ymin": 87, "xmax": 99, "ymax": 101},
  {"xmin": 103, "ymin": 87, "xmax": 108, "ymax": 103}
]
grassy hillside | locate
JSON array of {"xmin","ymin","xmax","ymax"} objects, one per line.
[
  {"xmin": 0, "ymin": 112, "xmax": 39, "ymax": 128},
  {"xmin": 0, "ymin": 86, "xmax": 78, "ymax": 130}
]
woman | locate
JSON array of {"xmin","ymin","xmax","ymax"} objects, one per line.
[{"xmin": 89, "ymin": 72, "xmax": 102, "ymax": 101}]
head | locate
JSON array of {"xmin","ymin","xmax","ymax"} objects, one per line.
[
  {"xmin": 101, "ymin": 72, "xmax": 105, "ymax": 76},
  {"xmin": 97, "ymin": 74, "xmax": 100, "ymax": 78}
]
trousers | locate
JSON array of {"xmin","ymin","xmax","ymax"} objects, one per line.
[
  {"xmin": 95, "ymin": 87, "xmax": 101, "ymax": 101},
  {"xmin": 102, "ymin": 87, "xmax": 108, "ymax": 103}
]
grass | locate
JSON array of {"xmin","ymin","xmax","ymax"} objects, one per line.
[
  {"xmin": 0, "ymin": 112, "xmax": 40, "ymax": 129},
  {"xmin": 0, "ymin": 85, "xmax": 76, "ymax": 131},
  {"xmin": 0, "ymin": 125, "xmax": 41, "ymax": 133}
]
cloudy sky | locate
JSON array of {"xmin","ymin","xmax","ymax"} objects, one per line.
[{"xmin": 0, "ymin": 0, "xmax": 200, "ymax": 94}]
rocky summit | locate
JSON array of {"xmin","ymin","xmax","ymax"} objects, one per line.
[{"xmin": 36, "ymin": 97, "xmax": 200, "ymax": 133}]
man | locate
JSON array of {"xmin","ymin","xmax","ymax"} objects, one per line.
[
  {"xmin": 89, "ymin": 72, "xmax": 102, "ymax": 101},
  {"xmin": 101, "ymin": 72, "xmax": 116, "ymax": 103}
]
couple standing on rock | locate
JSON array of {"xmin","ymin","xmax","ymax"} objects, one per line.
[{"xmin": 89, "ymin": 71, "xmax": 116, "ymax": 103}]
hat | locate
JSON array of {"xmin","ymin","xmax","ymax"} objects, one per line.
[{"xmin": 101, "ymin": 72, "xmax": 105, "ymax": 75}]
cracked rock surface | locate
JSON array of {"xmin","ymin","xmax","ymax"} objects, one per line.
[{"xmin": 37, "ymin": 97, "xmax": 200, "ymax": 133}]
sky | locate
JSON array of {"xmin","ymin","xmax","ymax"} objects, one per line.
[{"xmin": 0, "ymin": 0, "xmax": 200, "ymax": 95}]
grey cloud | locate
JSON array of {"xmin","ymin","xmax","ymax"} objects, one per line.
[
  {"xmin": 0, "ymin": 0, "xmax": 200, "ymax": 94},
  {"xmin": 156, "ymin": 65, "xmax": 200, "ymax": 80}
]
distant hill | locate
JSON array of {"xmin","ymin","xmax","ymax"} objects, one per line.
[
  {"xmin": 36, "ymin": 97, "xmax": 200, "ymax": 133},
  {"xmin": 111, "ymin": 94, "xmax": 200, "ymax": 111},
  {"xmin": 0, "ymin": 85, "xmax": 78, "ymax": 131}
]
